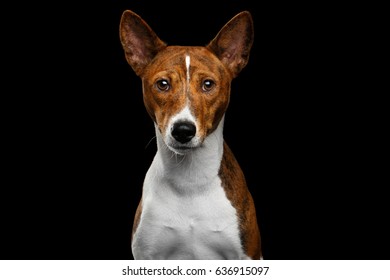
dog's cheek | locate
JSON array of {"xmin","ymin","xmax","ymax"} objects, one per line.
[
  {"xmin": 155, "ymin": 110, "xmax": 169, "ymax": 137},
  {"xmin": 207, "ymin": 83, "xmax": 231, "ymax": 134},
  {"xmin": 144, "ymin": 99, "xmax": 168, "ymax": 137},
  {"xmin": 204, "ymin": 100, "xmax": 226, "ymax": 135},
  {"xmin": 143, "ymin": 96, "xmax": 157, "ymax": 124},
  {"xmin": 142, "ymin": 80, "xmax": 166, "ymax": 124}
]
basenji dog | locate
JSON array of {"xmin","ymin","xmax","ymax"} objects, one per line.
[{"xmin": 120, "ymin": 9, "xmax": 262, "ymax": 260}]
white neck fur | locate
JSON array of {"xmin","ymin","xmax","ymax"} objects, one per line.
[{"xmin": 149, "ymin": 116, "xmax": 225, "ymax": 196}]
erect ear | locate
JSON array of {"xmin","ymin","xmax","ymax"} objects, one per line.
[
  {"xmin": 207, "ymin": 11, "xmax": 254, "ymax": 78},
  {"xmin": 119, "ymin": 10, "xmax": 167, "ymax": 76}
]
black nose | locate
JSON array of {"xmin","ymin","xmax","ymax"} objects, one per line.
[{"xmin": 172, "ymin": 122, "xmax": 196, "ymax": 143}]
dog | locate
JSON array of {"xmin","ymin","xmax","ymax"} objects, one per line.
[{"xmin": 119, "ymin": 9, "xmax": 261, "ymax": 260}]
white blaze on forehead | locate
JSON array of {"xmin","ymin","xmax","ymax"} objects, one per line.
[{"xmin": 185, "ymin": 55, "xmax": 190, "ymax": 83}]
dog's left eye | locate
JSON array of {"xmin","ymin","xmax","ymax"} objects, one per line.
[
  {"xmin": 202, "ymin": 79, "xmax": 215, "ymax": 92},
  {"xmin": 156, "ymin": 79, "xmax": 170, "ymax": 91}
]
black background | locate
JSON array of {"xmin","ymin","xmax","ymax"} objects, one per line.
[{"xmin": 2, "ymin": 0, "xmax": 387, "ymax": 260}]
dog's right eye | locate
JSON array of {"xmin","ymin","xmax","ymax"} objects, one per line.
[{"xmin": 156, "ymin": 79, "xmax": 170, "ymax": 91}]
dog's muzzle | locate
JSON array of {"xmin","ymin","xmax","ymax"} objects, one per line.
[{"xmin": 165, "ymin": 120, "xmax": 200, "ymax": 154}]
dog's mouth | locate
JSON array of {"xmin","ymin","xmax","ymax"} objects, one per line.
[
  {"xmin": 167, "ymin": 142, "xmax": 199, "ymax": 155},
  {"xmin": 165, "ymin": 133, "xmax": 203, "ymax": 155},
  {"xmin": 172, "ymin": 145, "xmax": 191, "ymax": 151}
]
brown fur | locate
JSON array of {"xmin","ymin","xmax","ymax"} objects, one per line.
[
  {"xmin": 132, "ymin": 199, "xmax": 142, "ymax": 239},
  {"xmin": 219, "ymin": 142, "xmax": 262, "ymax": 259}
]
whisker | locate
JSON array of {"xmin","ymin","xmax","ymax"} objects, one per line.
[
  {"xmin": 144, "ymin": 136, "xmax": 157, "ymax": 150},
  {"xmin": 170, "ymin": 149, "xmax": 176, "ymax": 159},
  {"xmin": 177, "ymin": 153, "xmax": 186, "ymax": 166}
]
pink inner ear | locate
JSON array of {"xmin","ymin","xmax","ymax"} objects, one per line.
[
  {"xmin": 120, "ymin": 11, "xmax": 167, "ymax": 76},
  {"xmin": 207, "ymin": 13, "xmax": 253, "ymax": 77},
  {"xmin": 121, "ymin": 20, "xmax": 151, "ymax": 63},
  {"xmin": 223, "ymin": 42, "xmax": 244, "ymax": 60},
  {"xmin": 212, "ymin": 35, "xmax": 251, "ymax": 77},
  {"xmin": 129, "ymin": 36, "xmax": 149, "ymax": 63}
]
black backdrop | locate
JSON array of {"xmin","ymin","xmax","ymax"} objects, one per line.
[{"xmin": 2, "ymin": 0, "xmax": 388, "ymax": 260}]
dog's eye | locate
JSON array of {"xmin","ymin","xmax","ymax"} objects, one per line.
[
  {"xmin": 156, "ymin": 79, "xmax": 170, "ymax": 91},
  {"xmin": 202, "ymin": 79, "xmax": 215, "ymax": 92}
]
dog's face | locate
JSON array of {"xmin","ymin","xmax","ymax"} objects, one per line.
[
  {"xmin": 140, "ymin": 46, "xmax": 231, "ymax": 154},
  {"xmin": 120, "ymin": 11, "xmax": 253, "ymax": 154}
]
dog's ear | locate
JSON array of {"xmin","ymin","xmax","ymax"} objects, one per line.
[
  {"xmin": 207, "ymin": 11, "xmax": 254, "ymax": 78},
  {"xmin": 120, "ymin": 10, "xmax": 166, "ymax": 76}
]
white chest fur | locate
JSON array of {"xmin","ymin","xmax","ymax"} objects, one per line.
[{"xmin": 132, "ymin": 119, "xmax": 248, "ymax": 260}]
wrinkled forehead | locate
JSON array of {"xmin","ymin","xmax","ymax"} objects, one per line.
[{"xmin": 145, "ymin": 46, "xmax": 226, "ymax": 76}]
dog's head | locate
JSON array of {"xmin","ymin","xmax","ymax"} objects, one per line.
[{"xmin": 120, "ymin": 10, "xmax": 253, "ymax": 154}]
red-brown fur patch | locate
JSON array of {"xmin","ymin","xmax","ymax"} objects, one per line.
[{"xmin": 219, "ymin": 142, "xmax": 262, "ymax": 259}]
